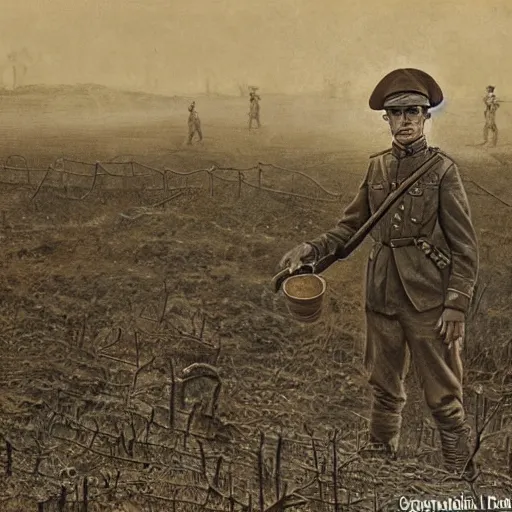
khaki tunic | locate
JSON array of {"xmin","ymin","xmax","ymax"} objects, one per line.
[
  {"xmin": 484, "ymin": 93, "xmax": 499, "ymax": 119},
  {"xmin": 308, "ymin": 136, "xmax": 479, "ymax": 316},
  {"xmin": 249, "ymin": 96, "xmax": 260, "ymax": 118},
  {"xmin": 188, "ymin": 110, "xmax": 201, "ymax": 130}
]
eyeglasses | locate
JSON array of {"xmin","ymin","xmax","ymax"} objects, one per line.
[{"xmin": 386, "ymin": 107, "xmax": 425, "ymax": 120}]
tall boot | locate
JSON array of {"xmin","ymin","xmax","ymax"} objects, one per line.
[
  {"xmin": 364, "ymin": 408, "xmax": 402, "ymax": 460},
  {"xmin": 438, "ymin": 424, "xmax": 479, "ymax": 480},
  {"xmin": 363, "ymin": 435, "xmax": 398, "ymax": 460}
]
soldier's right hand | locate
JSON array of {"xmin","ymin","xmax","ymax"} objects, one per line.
[{"xmin": 278, "ymin": 243, "xmax": 315, "ymax": 273}]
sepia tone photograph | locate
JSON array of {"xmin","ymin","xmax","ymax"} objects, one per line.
[{"xmin": 1, "ymin": 0, "xmax": 512, "ymax": 510}]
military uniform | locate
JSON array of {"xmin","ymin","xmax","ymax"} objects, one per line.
[
  {"xmin": 249, "ymin": 93, "xmax": 261, "ymax": 129},
  {"xmin": 483, "ymin": 87, "xmax": 499, "ymax": 146},
  {"xmin": 307, "ymin": 69, "xmax": 479, "ymax": 475},
  {"xmin": 187, "ymin": 102, "xmax": 202, "ymax": 143}
]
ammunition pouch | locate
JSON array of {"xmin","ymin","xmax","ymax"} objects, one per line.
[
  {"xmin": 414, "ymin": 238, "xmax": 451, "ymax": 270},
  {"xmin": 381, "ymin": 237, "xmax": 451, "ymax": 270}
]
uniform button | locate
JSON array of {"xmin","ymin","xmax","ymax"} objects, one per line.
[
  {"xmin": 390, "ymin": 241, "xmax": 395, "ymax": 247},
  {"xmin": 398, "ymin": 204, "xmax": 405, "ymax": 211},
  {"xmin": 411, "ymin": 217, "xmax": 418, "ymax": 223},
  {"xmin": 392, "ymin": 224, "xmax": 400, "ymax": 229},
  {"xmin": 393, "ymin": 213, "xmax": 402, "ymax": 221}
]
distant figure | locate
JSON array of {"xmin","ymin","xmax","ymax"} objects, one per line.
[
  {"xmin": 187, "ymin": 101, "xmax": 202, "ymax": 144},
  {"xmin": 483, "ymin": 85, "xmax": 499, "ymax": 146},
  {"xmin": 248, "ymin": 90, "xmax": 261, "ymax": 129}
]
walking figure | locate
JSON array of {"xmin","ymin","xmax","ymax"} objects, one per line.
[
  {"xmin": 279, "ymin": 68, "xmax": 479, "ymax": 481},
  {"xmin": 187, "ymin": 101, "xmax": 202, "ymax": 144},
  {"xmin": 483, "ymin": 85, "xmax": 499, "ymax": 146},
  {"xmin": 248, "ymin": 89, "xmax": 261, "ymax": 129}
]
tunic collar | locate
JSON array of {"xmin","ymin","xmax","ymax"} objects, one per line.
[{"xmin": 391, "ymin": 136, "xmax": 428, "ymax": 159}]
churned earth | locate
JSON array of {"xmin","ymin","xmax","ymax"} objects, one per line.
[{"xmin": 1, "ymin": 86, "xmax": 512, "ymax": 510}]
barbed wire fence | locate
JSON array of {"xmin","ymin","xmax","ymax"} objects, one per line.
[
  {"xmin": 0, "ymin": 154, "xmax": 509, "ymax": 210},
  {"xmin": 0, "ymin": 155, "xmax": 345, "ymax": 210}
]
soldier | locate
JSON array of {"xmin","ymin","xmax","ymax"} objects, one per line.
[
  {"xmin": 187, "ymin": 101, "xmax": 203, "ymax": 144},
  {"xmin": 278, "ymin": 69, "xmax": 479, "ymax": 479},
  {"xmin": 483, "ymin": 85, "xmax": 499, "ymax": 146},
  {"xmin": 249, "ymin": 89, "xmax": 261, "ymax": 129}
]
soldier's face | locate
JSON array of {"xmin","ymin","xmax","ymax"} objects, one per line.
[{"xmin": 383, "ymin": 106, "xmax": 431, "ymax": 145}]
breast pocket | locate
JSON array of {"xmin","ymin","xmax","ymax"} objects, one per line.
[
  {"xmin": 368, "ymin": 182, "xmax": 389, "ymax": 213},
  {"xmin": 409, "ymin": 184, "xmax": 439, "ymax": 225}
]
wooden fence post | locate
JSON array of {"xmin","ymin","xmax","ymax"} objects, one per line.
[
  {"xmin": 332, "ymin": 429, "xmax": 339, "ymax": 512},
  {"xmin": 275, "ymin": 433, "xmax": 283, "ymax": 500},
  {"xmin": 208, "ymin": 168, "xmax": 215, "ymax": 197},
  {"xmin": 258, "ymin": 431, "xmax": 265, "ymax": 512}
]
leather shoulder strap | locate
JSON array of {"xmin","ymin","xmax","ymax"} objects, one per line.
[{"xmin": 339, "ymin": 152, "xmax": 443, "ymax": 258}]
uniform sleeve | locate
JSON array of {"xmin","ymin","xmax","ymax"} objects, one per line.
[
  {"xmin": 306, "ymin": 164, "xmax": 371, "ymax": 260},
  {"xmin": 438, "ymin": 164, "xmax": 479, "ymax": 313}
]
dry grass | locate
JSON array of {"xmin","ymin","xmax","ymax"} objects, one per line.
[{"xmin": 1, "ymin": 88, "xmax": 512, "ymax": 510}]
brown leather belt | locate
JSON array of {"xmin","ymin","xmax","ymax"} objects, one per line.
[
  {"xmin": 378, "ymin": 237, "xmax": 451, "ymax": 269},
  {"xmin": 380, "ymin": 237, "xmax": 418, "ymax": 248}
]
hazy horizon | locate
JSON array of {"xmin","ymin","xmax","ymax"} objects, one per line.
[{"xmin": 1, "ymin": 0, "xmax": 512, "ymax": 99}]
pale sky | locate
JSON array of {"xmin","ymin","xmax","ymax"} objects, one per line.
[{"xmin": 1, "ymin": 0, "xmax": 511, "ymax": 96}]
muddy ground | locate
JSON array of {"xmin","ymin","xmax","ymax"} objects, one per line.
[{"xmin": 1, "ymin": 85, "xmax": 512, "ymax": 510}]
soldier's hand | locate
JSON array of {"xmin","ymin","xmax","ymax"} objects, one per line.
[
  {"xmin": 278, "ymin": 243, "xmax": 315, "ymax": 273},
  {"xmin": 436, "ymin": 308, "xmax": 465, "ymax": 350}
]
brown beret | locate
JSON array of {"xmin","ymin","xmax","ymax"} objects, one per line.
[{"xmin": 369, "ymin": 68, "xmax": 443, "ymax": 110}]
